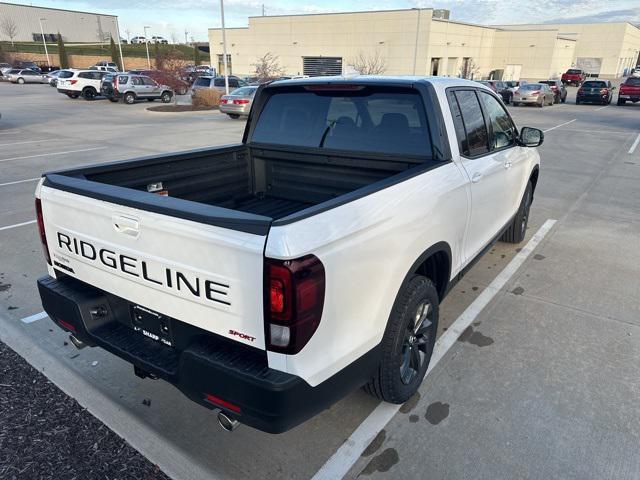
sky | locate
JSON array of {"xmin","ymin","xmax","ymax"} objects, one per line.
[{"xmin": 6, "ymin": 0, "xmax": 640, "ymax": 42}]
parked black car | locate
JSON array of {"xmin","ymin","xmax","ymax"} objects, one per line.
[
  {"xmin": 479, "ymin": 80, "xmax": 513, "ymax": 104},
  {"xmin": 540, "ymin": 80, "xmax": 567, "ymax": 103},
  {"xmin": 576, "ymin": 80, "xmax": 615, "ymax": 105}
]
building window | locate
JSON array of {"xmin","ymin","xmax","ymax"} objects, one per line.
[{"xmin": 217, "ymin": 54, "xmax": 232, "ymax": 75}]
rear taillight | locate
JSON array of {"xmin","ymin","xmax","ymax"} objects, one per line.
[
  {"xmin": 35, "ymin": 198, "xmax": 51, "ymax": 265},
  {"xmin": 113, "ymin": 76, "xmax": 119, "ymax": 92},
  {"xmin": 233, "ymin": 99, "xmax": 250, "ymax": 105},
  {"xmin": 220, "ymin": 98, "xmax": 228, "ymax": 104},
  {"xmin": 265, "ymin": 255, "xmax": 325, "ymax": 354},
  {"xmin": 531, "ymin": 91, "xmax": 540, "ymax": 96},
  {"xmin": 69, "ymin": 79, "xmax": 77, "ymax": 85},
  {"xmin": 600, "ymin": 88, "xmax": 609, "ymax": 94}
]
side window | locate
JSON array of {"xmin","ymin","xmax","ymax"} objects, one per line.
[
  {"xmin": 229, "ymin": 78, "xmax": 239, "ymax": 88},
  {"xmin": 447, "ymin": 91, "xmax": 469, "ymax": 156},
  {"xmin": 214, "ymin": 78, "xmax": 224, "ymax": 87},
  {"xmin": 479, "ymin": 92, "xmax": 516, "ymax": 150},
  {"xmin": 131, "ymin": 77, "xmax": 143, "ymax": 86},
  {"xmin": 454, "ymin": 90, "xmax": 489, "ymax": 157},
  {"xmin": 78, "ymin": 72, "xmax": 90, "ymax": 79},
  {"xmin": 142, "ymin": 77, "xmax": 157, "ymax": 86}
]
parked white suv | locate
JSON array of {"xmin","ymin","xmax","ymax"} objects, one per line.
[
  {"xmin": 36, "ymin": 77, "xmax": 543, "ymax": 433},
  {"xmin": 57, "ymin": 69, "xmax": 108, "ymax": 100}
]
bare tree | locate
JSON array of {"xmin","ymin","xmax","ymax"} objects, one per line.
[
  {"xmin": 252, "ymin": 52, "xmax": 284, "ymax": 81},
  {"xmin": 0, "ymin": 17, "xmax": 18, "ymax": 47},
  {"xmin": 349, "ymin": 50, "xmax": 387, "ymax": 75},
  {"xmin": 170, "ymin": 31, "xmax": 178, "ymax": 45},
  {"xmin": 459, "ymin": 58, "xmax": 480, "ymax": 80},
  {"xmin": 155, "ymin": 49, "xmax": 189, "ymax": 104}
]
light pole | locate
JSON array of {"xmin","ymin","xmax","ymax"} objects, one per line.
[
  {"xmin": 38, "ymin": 18, "xmax": 51, "ymax": 66},
  {"xmin": 144, "ymin": 26, "xmax": 151, "ymax": 69},
  {"xmin": 115, "ymin": 18, "xmax": 125, "ymax": 71},
  {"xmin": 219, "ymin": 0, "xmax": 229, "ymax": 94},
  {"xmin": 412, "ymin": 8, "xmax": 421, "ymax": 75}
]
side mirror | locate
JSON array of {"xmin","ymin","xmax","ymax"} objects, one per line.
[{"xmin": 519, "ymin": 127, "xmax": 544, "ymax": 147}]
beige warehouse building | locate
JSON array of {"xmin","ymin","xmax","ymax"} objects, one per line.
[
  {"xmin": 0, "ymin": 2, "xmax": 120, "ymax": 43},
  {"xmin": 208, "ymin": 8, "xmax": 640, "ymax": 80}
]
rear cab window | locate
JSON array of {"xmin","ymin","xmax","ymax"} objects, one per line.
[{"xmin": 250, "ymin": 87, "xmax": 433, "ymax": 157}]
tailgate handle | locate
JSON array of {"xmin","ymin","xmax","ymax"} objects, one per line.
[{"xmin": 112, "ymin": 215, "xmax": 139, "ymax": 237}]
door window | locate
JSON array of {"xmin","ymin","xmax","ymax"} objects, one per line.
[
  {"xmin": 142, "ymin": 77, "xmax": 157, "ymax": 86},
  {"xmin": 479, "ymin": 92, "xmax": 516, "ymax": 150},
  {"xmin": 450, "ymin": 90, "xmax": 489, "ymax": 157}
]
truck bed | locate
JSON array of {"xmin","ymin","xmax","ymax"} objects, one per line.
[{"xmin": 44, "ymin": 143, "xmax": 432, "ymax": 232}]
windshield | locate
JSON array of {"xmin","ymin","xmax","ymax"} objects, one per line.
[
  {"xmin": 251, "ymin": 88, "xmax": 432, "ymax": 157},
  {"xmin": 230, "ymin": 87, "xmax": 257, "ymax": 96},
  {"xmin": 582, "ymin": 81, "xmax": 606, "ymax": 88}
]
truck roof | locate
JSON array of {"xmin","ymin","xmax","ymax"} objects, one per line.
[{"xmin": 268, "ymin": 75, "xmax": 483, "ymax": 89}]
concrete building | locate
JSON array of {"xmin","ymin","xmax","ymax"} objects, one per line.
[
  {"xmin": 208, "ymin": 8, "xmax": 640, "ymax": 80},
  {"xmin": 0, "ymin": 2, "xmax": 120, "ymax": 44}
]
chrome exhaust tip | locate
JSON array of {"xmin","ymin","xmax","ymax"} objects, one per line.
[
  {"xmin": 69, "ymin": 334, "xmax": 86, "ymax": 350},
  {"xmin": 217, "ymin": 411, "xmax": 240, "ymax": 432}
]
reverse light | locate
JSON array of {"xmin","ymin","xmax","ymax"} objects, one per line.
[
  {"xmin": 35, "ymin": 198, "xmax": 51, "ymax": 265},
  {"xmin": 265, "ymin": 255, "xmax": 325, "ymax": 354}
]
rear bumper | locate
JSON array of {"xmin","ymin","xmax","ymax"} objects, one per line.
[
  {"xmin": 618, "ymin": 95, "xmax": 640, "ymax": 102},
  {"xmin": 577, "ymin": 94, "xmax": 609, "ymax": 103},
  {"xmin": 38, "ymin": 274, "xmax": 380, "ymax": 433},
  {"xmin": 514, "ymin": 96, "xmax": 541, "ymax": 104},
  {"xmin": 57, "ymin": 88, "xmax": 80, "ymax": 95},
  {"xmin": 219, "ymin": 104, "xmax": 250, "ymax": 115}
]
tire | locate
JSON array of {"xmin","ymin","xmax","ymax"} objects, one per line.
[
  {"xmin": 561, "ymin": 95, "xmax": 566, "ymax": 103},
  {"xmin": 17, "ymin": 78, "xmax": 25, "ymax": 84},
  {"xmin": 617, "ymin": 99, "xmax": 625, "ymax": 106},
  {"xmin": 160, "ymin": 91, "xmax": 172, "ymax": 103},
  {"xmin": 538, "ymin": 98, "xmax": 544, "ymax": 108},
  {"xmin": 83, "ymin": 88, "xmax": 97, "ymax": 100},
  {"xmin": 501, "ymin": 181, "xmax": 533, "ymax": 244},
  {"xmin": 363, "ymin": 275, "xmax": 439, "ymax": 403},
  {"xmin": 575, "ymin": 99, "xmax": 580, "ymax": 105},
  {"xmin": 124, "ymin": 92, "xmax": 136, "ymax": 104},
  {"xmin": 512, "ymin": 102, "xmax": 519, "ymax": 107},
  {"xmin": 227, "ymin": 114, "xmax": 240, "ymax": 119}
]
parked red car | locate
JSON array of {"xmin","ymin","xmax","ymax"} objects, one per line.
[
  {"xmin": 617, "ymin": 77, "xmax": 640, "ymax": 106},
  {"xmin": 561, "ymin": 69, "xmax": 587, "ymax": 86}
]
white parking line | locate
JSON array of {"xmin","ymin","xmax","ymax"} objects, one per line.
[
  {"xmin": 593, "ymin": 105, "xmax": 609, "ymax": 111},
  {"xmin": 0, "ymin": 177, "xmax": 39, "ymax": 187},
  {"xmin": 629, "ymin": 133, "xmax": 640, "ymax": 155},
  {"xmin": 312, "ymin": 219, "xmax": 558, "ymax": 480},
  {"xmin": 0, "ymin": 147, "xmax": 106, "ymax": 164},
  {"xmin": 0, "ymin": 220, "xmax": 36, "ymax": 232},
  {"xmin": 543, "ymin": 119, "xmax": 576, "ymax": 133},
  {"xmin": 0, "ymin": 140, "xmax": 45, "ymax": 148},
  {"xmin": 21, "ymin": 311, "xmax": 48, "ymax": 324}
]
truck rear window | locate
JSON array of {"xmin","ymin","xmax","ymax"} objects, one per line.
[{"xmin": 251, "ymin": 89, "xmax": 432, "ymax": 157}]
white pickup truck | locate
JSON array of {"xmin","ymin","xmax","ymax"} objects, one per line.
[{"xmin": 36, "ymin": 77, "xmax": 543, "ymax": 433}]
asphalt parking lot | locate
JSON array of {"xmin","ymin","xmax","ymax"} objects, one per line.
[{"xmin": 1, "ymin": 81, "xmax": 639, "ymax": 480}]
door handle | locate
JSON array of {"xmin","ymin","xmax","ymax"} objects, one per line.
[
  {"xmin": 112, "ymin": 214, "xmax": 139, "ymax": 237},
  {"xmin": 504, "ymin": 161, "xmax": 513, "ymax": 169},
  {"xmin": 471, "ymin": 172, "xmax": 483, "ymax": 183}
]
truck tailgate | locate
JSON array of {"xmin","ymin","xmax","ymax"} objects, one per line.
[{"xmin": 39, "ymin": 184, "xmax": 268, "ymax": 349}]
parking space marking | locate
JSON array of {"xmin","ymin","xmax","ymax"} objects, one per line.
[
  {"xmin": 0, "ymin": 147, "xmax": 106, "ymax": 164},
  {"xmin": 0, "ymin": 220, "xmax": 36, "ymax": 232},
  {"xmin": 629, "ymin": 133, "xmax": 640, "ymax": 155},
  {"xmin": 312, "ymin": 219, "xmax": 557, "ymax": 480},
  {"xmin": 543, "ymin": 119, "xmax": 576, "ymax": 133},
  {"xmin": 0, "ymin": 177, "xmax": 40, "ymax": 187},
  {"xmin": 0, "ymin": 140, "xmax": 45, "ymax": 148},
  {"xmin": 21, "ymin": 311, "xmax": 48, "ymax": 324},
  {"xmin": 593, "ymin": 105, "xmax": 609, "ymax": 111}
]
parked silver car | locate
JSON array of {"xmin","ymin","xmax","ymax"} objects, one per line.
[
  {"xmin": 219, "ymin": 86, "xmax": 259, "ymax": 118},
  {"xmin": 191, "ymin": 76, "xmax": 248, "ymax": 98},
  {"xmin": 5, "ymin": 69, "xmax": 47, "ymax": 84},
  {"xmin": 512, "ymin": 83, "xmax": 554, "ymax": 107},
  {"xmin": 100, "ymin": 73, "xmax": 174, "ymax": 104}
]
